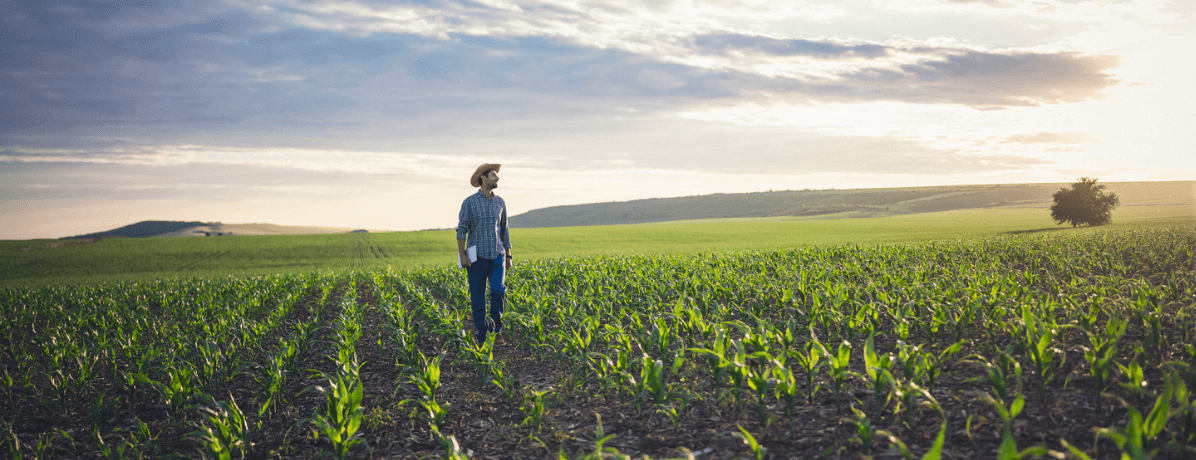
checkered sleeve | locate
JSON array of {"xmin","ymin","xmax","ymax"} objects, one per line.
[
  {"xmin": 499, "ymin": 198, "xmax": 511, "ymax": 251},
  {"xmin": 456, "ymin": 198, "xmax": 471, "ymax": 241}
]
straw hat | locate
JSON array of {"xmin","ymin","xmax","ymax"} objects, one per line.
[{"xmin": 470, "ymin": 163, "xmax": 501, "ymax": 187}]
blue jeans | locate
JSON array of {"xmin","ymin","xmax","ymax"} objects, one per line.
[{"xmin": 467, "ymin": 256, "xmax": 505, "ymax": 339}]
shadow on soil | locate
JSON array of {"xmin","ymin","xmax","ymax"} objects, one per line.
[{"xmin": 1003, "ymin": 226, "xmax": 1071, "ymax": 235}]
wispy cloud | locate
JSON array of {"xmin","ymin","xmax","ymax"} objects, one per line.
[
  {"xmin": 0, "ymin": 144, "xmax": 484, "ymax": 176},
  {"xmin": 0, "ymin": 0, "xmax": 1124, "ymax": 142},
  {"xmin": 1005, "ymin": 132, "xmax": 1107, "ymax": 144},
  {"xmin": 692, "ymin": 33, "xmax": 891, "ymax": 58}
]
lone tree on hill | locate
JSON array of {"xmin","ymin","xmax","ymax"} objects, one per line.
[{"xmin": 1050, "ymin": 177, "xmax": 1120, "ymax": 227}]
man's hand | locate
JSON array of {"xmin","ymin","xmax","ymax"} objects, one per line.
[
  {"xmin": 504, "ymin": 255, "xmax": 513, "ymax": 270},
  {"xmin": 460, "ymin": 251, "xmax": 472, "ymax": 268}
]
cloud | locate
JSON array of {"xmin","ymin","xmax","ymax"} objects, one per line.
[
  {"xmin": 681, "ymin": 46, "xmax": 1120, "ymax": 106},
  {"xmin": 692, "ymin": 33, "xmax": 891, "ymax": 58},
  {"xmin": 1005, "ymin": 132, "xmax": 1106, "ymax": 144},
  {"xmin": 945, "ymin": 0, "xmax": 1013, "ymax": 6},
  {"xmin": 580, "ymin": 125, "xmax": 1057, "ymax": 175},
  {"xmin": 0, "ymin": 144, "xmax": 485, "ymax": 176},
  {"xmin": 0, "ymin": 0, "xmax": 1127, "ymax": 145},
  {"xmin": 0, "ymin": 154, "xmax": 412, "ymax": 202},
  {"xmin": 888, "ymin": 51, "xmax": 1121, "ymax": 106}
]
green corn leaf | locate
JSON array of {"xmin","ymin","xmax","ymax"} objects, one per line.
[
  {"xmin": 346, "ymin": 408, "xmax": 362, "ymax": 435},
  {"xmin": 876, "ymin": 430, "xmax": 913, "ymax": 460},
  {"xmin": 1059, "ymin": 438, "xmax": 1094, "ymax": 460},
  {"xmin": 921, "ymin": 422, "xmax": 947, "ymax": 460},
  {"xmin": 1144, "ymin": 381, "xmax": 1173, "ymax": 439},
  {"xmin": 997, "ymin": 431, "xmax": 1018, "ymax": 460},
  {"xmin": 865, "ymin": 333, "xmax": 879, "ymax": 380}
]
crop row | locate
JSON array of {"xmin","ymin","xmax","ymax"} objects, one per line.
[
  {"xmin": 393, "ymin": 227, "xmax": 1196, "ymax": 458},
  {"xmin": 1, "ymin": 227, "xmax": 1194, "ymax": 459}
]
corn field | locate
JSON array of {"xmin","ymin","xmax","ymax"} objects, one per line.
[{"xmin": 2, "ymin": 227, "xmax": 1195, "ymax": 459}]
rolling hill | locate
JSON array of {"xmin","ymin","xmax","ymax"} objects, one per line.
[
  {"xmin": 508, "ymin": 181, "xmax": 1195, "ymax": 228},
  {"xmin": 54, "ymin": 181, "xmax": 1193, "ymax": 239},
  {"xmin": 62, "ymin": 222, "xmax": 373, "ymax": 239},
  {"xmin": 62, "ymin": 221, "xmax": 209, "ymax": 239}
]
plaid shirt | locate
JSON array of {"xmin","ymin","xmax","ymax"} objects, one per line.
[{"xmin": 456, "ymin": 190, "xmax": 511, "ymax": 260}]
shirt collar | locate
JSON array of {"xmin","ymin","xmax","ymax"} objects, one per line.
[{"xmin": 475, "ymin": 189, "xmax": 496, "ymax": 200}]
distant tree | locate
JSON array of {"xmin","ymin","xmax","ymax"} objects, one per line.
[{"xmin": 1050, "ymin": 177, "xmax": 1120, "ymax": 227}]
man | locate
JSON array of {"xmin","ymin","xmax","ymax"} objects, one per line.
[{"xmin": 457, "ymin": 163, "xmax": 513, "ymax": 344}]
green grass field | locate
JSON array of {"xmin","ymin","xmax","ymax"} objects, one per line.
[{"xmin": 3, "ymin": 202, "xmax": 1192, "ymax": 287}]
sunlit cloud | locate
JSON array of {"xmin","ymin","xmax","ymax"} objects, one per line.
[
  {"xmin": 875, "ymin": 0, "xmax": 1186, "ymax": 25},
  {"xmin": 1005, "ymin": 132, "xmax": 1106, "ymax": 144},
  {"xmin": 0, "ymin": 145, "xmax": 487, "ymax": 177}
]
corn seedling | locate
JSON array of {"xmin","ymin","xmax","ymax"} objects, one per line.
[
  {"xmin": 727, "ymin": 340, "xmax": 752, "ymax": 410},
  {"xmin": 254, "ymin": 352, "xmax": 287, "ymax": 419},
  {"xmin": 864, "ymin": 332, "xmax": 894, "ymax": 418},
  {"xmin": 190, "ymin": 395, "xmax": 252, "ymax": 460},
  {"xmin": 409, "ymin": 398, "xmax": 451, "ymax": 432},
  {"xmin": 877, "ymin": 421, "xmax": 948, "ymax": 460},
  {"xmin": 520, "ymin": 389, "xmax": 552, "ymax": 433},
  {"xmin": 841, "ymin": 405, "xmax": 876, "ymax": 455},
  {"xmin": 745, "ymin": 358, "xmax": 776, "ymax": 426},
  {"xmin": 827, "ymin": 340, "xmax": 854, "ymax": 409},
  {"xmin": 889, "ymin": 372, "xmax": 941, "ymax": 428},
  {"xmin": 386, "ymin": 320, "xmax": 422, "ymax": 374},
  {"xmin": 689, "ymin": 328, "xmax": 731, "ymax": 392},
  {"xmin": 1117, "ymin": 359, "xmax": 1150, "ymax": 400},
  {"xmin": 135, "ymin": 364, "xmax": 204, "ymax": 418},
  {"xmin": 1095, "ymin": 374, "xmax": 1176, "ymax": 460},
  {"xmin": 1019, "ymin": 306, "xmax": 1062, "ymax": 400},
  {"xmin": 193, "ymin": 341, "xmax": 226, "ymax": 391},
  {"xmin": 490, "ymin": 360, "xmax": 522, "ymax": 404},
  {"xmin": 657, "ymin": 405, "xmax": 682, "ymax": 431},
  {"xmin": 407, "ymin": 352, "xmax": 444, "ymax": 402},
  {"xmin": 773, "ymin": 362, "xmax": 799, "ymax": 421},
  {"xmin": 463, "ymin": 333, "xmax": 498, "ymax": 381},
  {"xmin": 1159, "ymin": 368, "xmax": 1196, "ymax": 457},
  {"xmin": 1075, "ymin": 316, "xmax": 1124, "ymax": 414},
  {"xmin": 584, "ymin": 413, "xmax": 628, "ymax": 459},
  {"xmin": 967, "ymin": 350, "xmax": 1022, "ymax": 407},
  {"xmin": 307, "ymin": 365, "xmax": 367, "ymax": 460},
  {"xmin": 921, "ymin": 341, "xmax": 965, "ymax": 393},
  {"xmin": 642, "ymin": 356, "xmax": 671, "ymax": 407},
  {"xmin": 734, "ymin": 425, "xmax": 766, "ymax": 460},
  {"xmin": 980, "ymin": 389, "xmax": 1058, "ymax": 460},
  {"xmin": 434, "ymin": 430, "xmax": 470, "ymax": 460},
  {"xmin": 791, "ymin": 337, "xmax": 825, "ymax": 403},
  {"xmin": 88, "ymin": 389, "xmax": 119, "ymax": 433},
  {"xmin": 96, "ymin": 419, "xmax": 154, "ymax": 460}
]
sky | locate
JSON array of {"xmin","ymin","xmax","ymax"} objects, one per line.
[{"xmin": 1, "ymin": 0, "xmax": 1193, "ymax": 239}]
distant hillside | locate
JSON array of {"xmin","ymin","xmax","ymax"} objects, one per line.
[
  {"xmin": 509, "ymin": 181, "xmax": 1194, "ymax": 228},
  {"xmin": 153, "ymin": 223, "xmax": 366, "ymax": 237},
  {"xmin": 63, "ymin": 221, "xmax": 378, "ymax": 239},
  {"xmin": 63, "ymin": 221, "xmax": 208, "ymax": 239}
]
